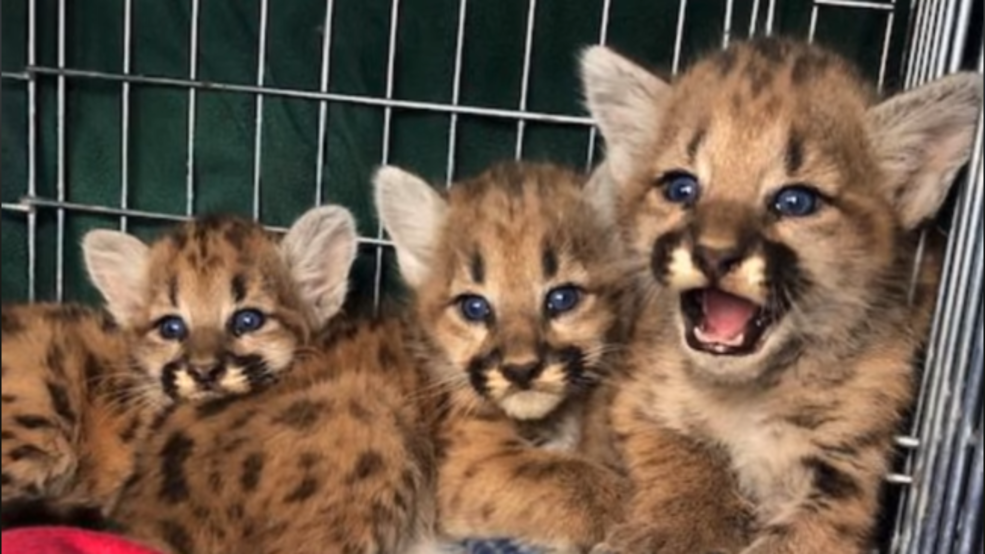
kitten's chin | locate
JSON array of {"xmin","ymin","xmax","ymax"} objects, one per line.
[{"xmin": 498, "ymin": 391, "xmax": 563, "ymax": 421}]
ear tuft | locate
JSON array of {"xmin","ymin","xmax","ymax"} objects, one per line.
[
  {"xmin": 281, "ymin": 206, "xmax": 359, "ymax": 326},
  {"xmin": 82, "ymin": 230, "xmax": 150, "ymax": 325},
  {"xmin": 373, "ymin": 166, "xmax": 448, "ymax": 290},
  {"xmin": 868, "ymin": 72, "xmax": 983, "ymax": 229},
  {"xmin": 580, "ymin": 46, "xmax": 672, "ymax": 184}
]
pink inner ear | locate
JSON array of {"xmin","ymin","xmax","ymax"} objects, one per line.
[{"xmin": 701, "ymin": 289, "xmax": 758, "ymax": 342}]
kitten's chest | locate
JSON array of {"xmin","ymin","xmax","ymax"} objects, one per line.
[
  {"xmin": 517, "ymin": 410, "xmax": 583, "ymax": 453},
  {"xmin": 672, "ymin": 398, "xmax": 814, "ymax": 519}
]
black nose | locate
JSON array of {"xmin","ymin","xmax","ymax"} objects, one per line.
[
  {"xmin": 501, "ymin": 362, "xmax": 544, "ymax": 389},
  {"xmin": 693, "ymin": 245, "xmax": 745, "ymax": 279},
  {"xmin": 188, "ymin": 364, "xmax": 226, "ymax": 386}
]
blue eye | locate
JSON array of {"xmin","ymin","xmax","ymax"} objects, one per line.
[
  {"xmin": 459, "ymin": 295, "xmax": 492, "ymax": 323},
  {"xmin": 773, "ymin": 186, "xmax": 821, "ymax": 217},
  {"xmin": 663, "ymin": 173, "xmax": 701, "ymax": 205},
  {"xmin": 230, "ymin": 309, "xmax": 266, "ymax": 336},
  {"xmin": 158, "ymin": 316, "xmax": 188, "ymax": 341},
  {"xmin": 546, "ymin": 286, "xmax": 582, "ymax": 316}
]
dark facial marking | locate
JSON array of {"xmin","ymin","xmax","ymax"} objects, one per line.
[
  {"xmin": 466, "ymin": 351, "xmax": 500, "ymax": 397},
  {"xmin": 348, "ymin": 450, "xmax": 386, "ymax": 483},
  {"xmin": 1, "ymin": 473, "xmax": 12, "ymax": 486},
  {"xmin": 557, "ymin": 346, "xmax": 595, "ymax": 389},
  {"xmin": 650, "ymin": 231, "xmax": 686, "ymax": 286},
  {"xmin": 160, "ymin": 361, "xmax": 181, "ymax": 399},
  {"xmin": 159, "ymin": 432, "xmax": 195, "ymax": 504},
  {"xmin": 804, "ymin": 457, "xmax": 861, "ymax": 500},
  {"xmin": 167, "ymin": 276, "xmax": 179, "ymax": 308},
  {"xmin": 13, "ymin": 415, "xmax": 56, "ymax": 430},
  {"xmin": 785, "ymin": 131, "xmax": 805, "ymax": 175},
  {"xmin": 159, "ymin": 520, "xmax": 194, "ymax": 554},
  {"xmin": 274, "ymin": 399, "xmax": 330, "ymax": 431},
  {"xmin": 763, "ymin": 240, "xmax": 812, "ymax": 311},
  {"xmin": 284, "ymin": 477, "xmax": 320, "ymax": 504},
  {"xmin": 240, "ymin": 453, "xmax": 265, "ymax": 493},
  {"xmin": 1, "ymin": 395, "xmax": 15, "ymax": 404},
  {"xmin": 541, "ymin": 245, "xmax": 559, "ymax": 280},
  {"xmin": 1, "ymin": 431, "xmax": 14, "ymax": 441},
  {"xmin": 46, "ymin": 382, "xmax": 76, "ymax": 425},
  {"xmin": 231, "ymin": 274, "xmax": 248, "ymax": 304},
  {"xmin": 469, "ymin": 250, "xmax": 486, "ymax": 284},
  {"xmin": 231, "ymin": 354, "xmax": 275, "ymax": 391}
]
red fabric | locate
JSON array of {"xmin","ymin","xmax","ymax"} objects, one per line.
[{"xmin": 1, "ymin": 527, "xmax": 164, "ymax": 554}]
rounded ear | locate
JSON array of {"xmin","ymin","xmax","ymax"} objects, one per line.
[
  {"xmin": 867, "ymin": 72, "xmax": 983, "ymax": 229},
  {"xmin": 281, "ymin": 205, "xmax": 359, "ymax": 326},
  {"xmin": 82, "ymin": 230, "xmax": 150, "ymax": 326},
  {"xmin": 580, "ymin": 45, "xmax": 673, "ymax": 184},
  {"xmin": 373, "ymin": 166, "xmax": 448, "ymax": 290}
]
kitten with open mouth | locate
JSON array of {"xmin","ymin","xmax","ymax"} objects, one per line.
[{"xmin": 682, "ymin": 288, "xmax": 776, "ymax": 355}]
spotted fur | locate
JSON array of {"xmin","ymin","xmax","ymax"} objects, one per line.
[
  {"xmin": 376, "ymin": 162, "xmax": 636, "ymax": 552},
  {"xmin": 111, "ymin": 314, "xmax": 438, "ymax": 554},
  {"xmin": 581, "ymin": 38, "xmax": 982, "ymax": 554},
  {"xmin": 1, "ymin": 206, "xmax": 357, "ymax": 529}
]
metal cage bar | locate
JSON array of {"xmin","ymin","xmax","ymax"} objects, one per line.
[{"xmin": 892, "ymin": 0, "xmax": 985, "ymax": 549}]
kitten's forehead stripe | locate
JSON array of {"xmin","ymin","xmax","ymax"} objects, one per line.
[
  {"xmin": 542, "ymin": 245, "xmax": 559, "ymax": 280},
  {"xmin": 231, "ymin": 274, "xmax": 248, "ymax": 304},
  {"xmin": 469, "ymin": 250, "xmax": 485, "ymax": 285},
  {"xmin": 785, "ymin": 131, "xmax": 805, "ymax": 175},
  {"xmin": 167, "ymin": 276, "xmax": 179, "ymax": 308}
]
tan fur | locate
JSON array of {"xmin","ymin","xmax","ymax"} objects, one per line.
[
  {"xmin": 582, "ymin": 38, "xmax": 982, "ymax": 553},
  {"xmin": 89, "ymin": 211, "xmax": 352, "ymax": 402},
  {"xmin": 2, "ymin": 208, "xmax": 357, "ymax": 528},
  {"xmin": 112, "ymin": 314, "xmax": 438, "ymax": 554},
  {"xmin": 1, "ymin": 304, "xmax": 153, "ymax": 522},
  {"xmin": 377, "ymin": 162, "xmax": 637, "ymax": 551}
]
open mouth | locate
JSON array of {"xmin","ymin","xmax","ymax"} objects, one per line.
[{"xmin": 680, "ymin": 288, "xmax": 778, "ymax": 356}]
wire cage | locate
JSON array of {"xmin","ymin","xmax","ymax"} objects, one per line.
[{"xmin": 0, "ymin": 1, "xmax": 981, "ymax": 553}]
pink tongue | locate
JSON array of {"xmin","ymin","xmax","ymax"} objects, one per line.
[{"xmin": 701, "ymin": 289, "xmax": 757, "ymax": 341}]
